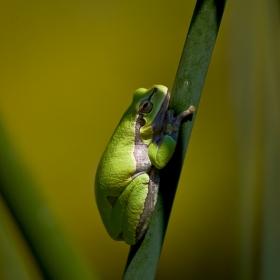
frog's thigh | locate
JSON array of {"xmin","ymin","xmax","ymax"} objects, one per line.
[
  {"xmin": 149, "ymin": 135, "xmax": 176, "ymax": 169},
  {"xmin": 110, "ymin": 173, "xmax": 149, "ymax": 243}
]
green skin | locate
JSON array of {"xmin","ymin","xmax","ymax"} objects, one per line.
[{"xmin": 95, "ymin": 85, "xmax": 195, "ymax": 245}]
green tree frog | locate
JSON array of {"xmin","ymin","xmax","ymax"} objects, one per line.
[{"xmin": 95, "ymin": 85, "xmax": 195, "ymax": 245}]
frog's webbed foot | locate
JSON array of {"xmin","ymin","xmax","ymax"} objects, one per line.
[
  {"xmin": 166, "ymin": 105, "xmax": 195, "ymax": 127},
  {"xmin": 164, "ymin": 105, "xmax": 195, "ymax": 141},
  {"xmin": 177, "ymin": 105, "xmax": 195, "ymax": 121}
]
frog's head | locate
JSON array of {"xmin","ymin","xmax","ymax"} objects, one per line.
[
  {"xmin": 133, "ymin": 85, "xmax": 169, "ymax": 123},
  {"xmin": 132, "ymin": 85, "xmax": 170, "ymax": 145}
]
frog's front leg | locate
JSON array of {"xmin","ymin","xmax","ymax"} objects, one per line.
[
  {"xmin": 110, "ymin": 169, "xmax": 159, "ymax": 245},
  {"xmin": 148, "ymin": 105, "xmax": 195, "ymax": 169},
  {"xmin": 166, "ymin": 105, "xmax": 195, "ymax": 141}
]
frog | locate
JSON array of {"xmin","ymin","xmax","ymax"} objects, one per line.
[{"xmin": 95, "ymin": 85, "xmax": 195, "ymax": 245}]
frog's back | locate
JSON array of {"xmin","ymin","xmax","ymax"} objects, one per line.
[
  {"xmin": 95, "ymin": 109, "xmax": 137, "ymax": 196},
  {"xmin": 94, "ymin": 108, "xmax": 139, "ymax": 230}
]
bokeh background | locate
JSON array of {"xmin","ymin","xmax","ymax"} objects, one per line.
[{"xmin": 1, "ymin": 1, "xmax": 279, "ymax": 279}]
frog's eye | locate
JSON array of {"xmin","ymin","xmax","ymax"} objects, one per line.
[{"xmin": 139, "ymin": 100, "xmax": 153, "ymax": 114}]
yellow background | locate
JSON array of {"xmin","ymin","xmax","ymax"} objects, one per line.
[{"xmin": 0, "ymin": 1, "xmax": 253, "ymax": 279}]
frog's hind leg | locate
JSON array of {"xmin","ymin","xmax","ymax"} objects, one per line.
[
  {"xmin": 110, "ymin": 169, "xmax": 159, "ymax": 245},
  {"xmin": 110, "ymin": 173, "xmax": 149, "ymax": 244},
  {"xmin": 134, "ymin": 167, "xmax": 159, "ymax": 242}
]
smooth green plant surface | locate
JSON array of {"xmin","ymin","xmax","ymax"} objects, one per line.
[{"xmin": 123, "ymin": 1, "xmax": 227, "ymax": 279}]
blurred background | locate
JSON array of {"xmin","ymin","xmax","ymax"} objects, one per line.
[{"xmin": 0, "ymin": 1, "xmax": 279, "ymax": 279}]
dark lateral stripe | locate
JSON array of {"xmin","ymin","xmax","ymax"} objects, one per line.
[
  {"xmin": 135, "ymin": 167, "xmax": 159, "ymax": 241},
  {"xmin": 133, "ymin": 114, "xmax": 150, "ymax": 172}
]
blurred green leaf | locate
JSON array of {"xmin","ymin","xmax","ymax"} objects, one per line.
[
  {"xmin": 0, "ymin": 120, "xmax": 98, "ymax": 279},
  {"xmin": 0, "ymin": 197, "xmax": 41, "ymax": 280},
  {"xmin": 228, "ymin": 0, "xmax": 280, "ymax": 279}
]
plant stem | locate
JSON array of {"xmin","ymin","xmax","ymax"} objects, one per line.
[{"xmin": 123, "ymin": 1, "xmax": 226, "ymax": 279}]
